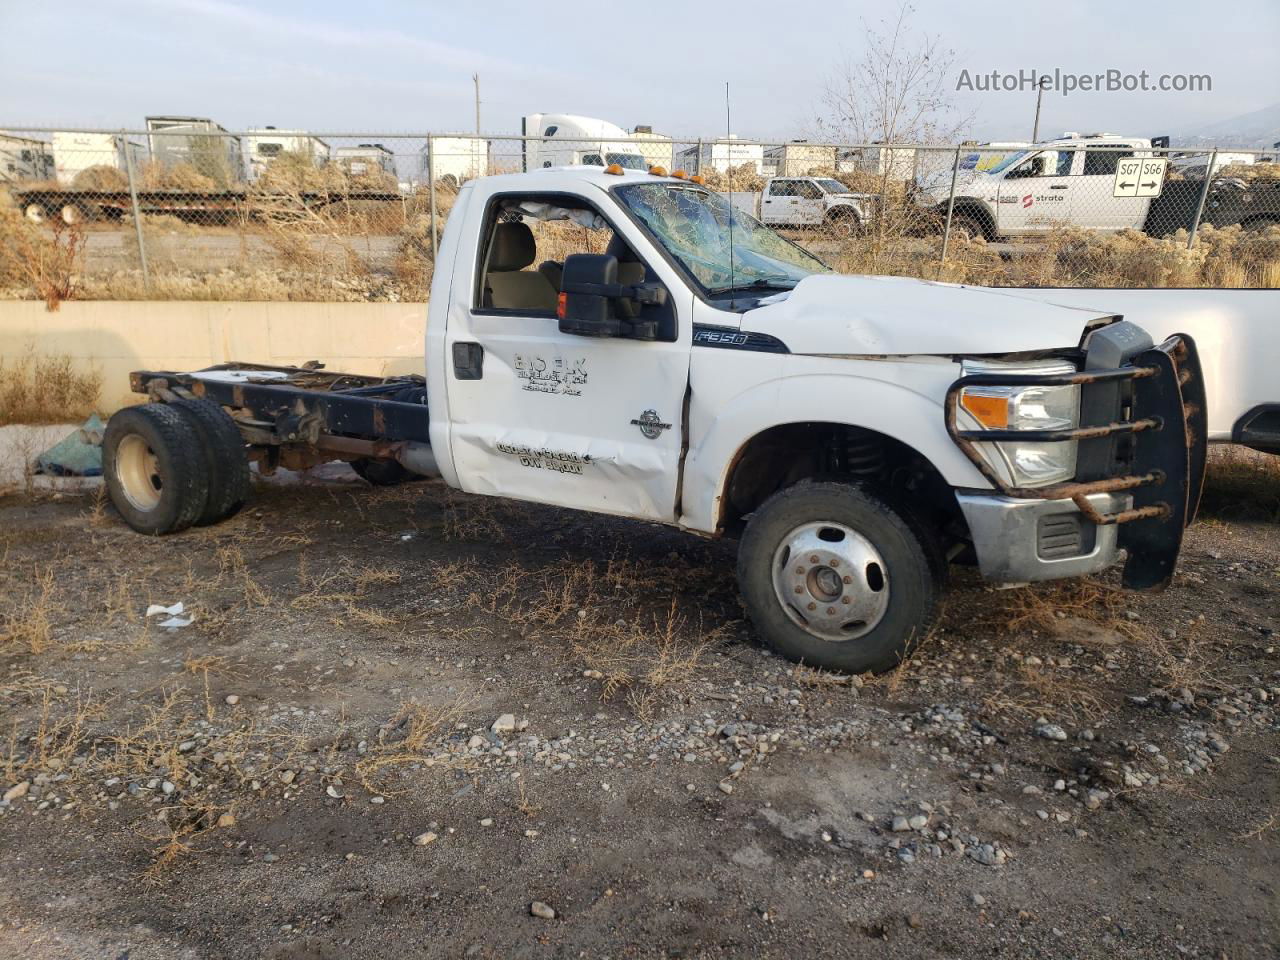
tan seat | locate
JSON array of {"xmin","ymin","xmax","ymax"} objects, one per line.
[{"xmin": 484, "ymin": 222, "xmax": 558, "ymax": 312}]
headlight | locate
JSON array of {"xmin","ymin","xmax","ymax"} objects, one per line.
[{"xmin": 957, "ymin": 358, "xmax": 1080, "ymax": 488}]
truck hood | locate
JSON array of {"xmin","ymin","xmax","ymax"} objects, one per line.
[
  {"xmin": 741, "ymin": 274, "xmax": 1116, "ymax": 356},
  {"xmin": 920, "ymin": 170, "xmax": 991, "ymax": 199}
]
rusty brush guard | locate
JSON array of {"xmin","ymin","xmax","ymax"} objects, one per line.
[{"xmin": 946, "ymin": 335, "xmax": 1207, "ymax": 590}]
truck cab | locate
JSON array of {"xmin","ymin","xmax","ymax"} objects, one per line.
[
  {"xmin": 758, "ymin": 176, "xmax": 872, "ymax": 231},
  {"xmin": 521, "ymin": 114, "xmax": 648, "ymax": 172},
  {"xmin": 919, "ymin": 134, "xmax": 1160, "ymax": 239},
  {"xmin": 105, "ymin": 165, "xmax": 1207, "ymax": 675}
]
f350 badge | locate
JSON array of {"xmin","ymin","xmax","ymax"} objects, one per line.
[{"xmin": 630, "ymin": 409, "xmax": 672, "ymax": 440}]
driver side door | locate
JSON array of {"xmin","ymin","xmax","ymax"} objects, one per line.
[
  {"xmin": 997, "ymin": 150, "xmax": 1075, "ymax": 235},
  {"xmin": 443, "ymin": 191, "xmax": 693, "ymax": 522}
]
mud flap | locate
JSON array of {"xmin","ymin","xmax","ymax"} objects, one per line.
[{"xmin": 1118, "ymin": 335, "xmax": 1207, "ymax": 590}]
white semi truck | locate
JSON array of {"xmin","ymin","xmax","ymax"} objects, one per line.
[
  {"xmin": 521, "ymin": 114, "xmax": 647, "ymax": 171},
  {"xmin": 101, "ymin": 164, "xmax": 1207, "ymax": 674}
]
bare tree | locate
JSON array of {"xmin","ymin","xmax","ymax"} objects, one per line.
[
  {"xmin": 815, "ymin": 3, "xmax": 973, "ymax": 275},
  {"xmin": 819, "ymin": 3, "xmax": 971, "ymax": 146}
]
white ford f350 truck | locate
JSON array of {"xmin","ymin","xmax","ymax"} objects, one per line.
[{"xmin": 102, "ymin": 165, "xmax": 1207, "ymax": 673}]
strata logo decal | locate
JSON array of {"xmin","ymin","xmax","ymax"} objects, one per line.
[
  {"xmin": 1022, "ymin": 194, "xmax": 1034, "ymax": 208},
  {"xmin": 496, "ymin": 442, "xmax": 591, "ymax": 475},
  {"xmin": 513, "ymin": 355, "xmax": 587, "ymax": 396},
  {"xmin": 630, "ymin": 409, "xmax": 672, "ymax": 440}
]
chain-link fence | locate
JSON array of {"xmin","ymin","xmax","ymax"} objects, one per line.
[{"xmin": 2, "ymin": 126, "xmax": 1278, "ymax": 303}]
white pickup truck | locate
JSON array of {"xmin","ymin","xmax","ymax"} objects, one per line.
[
  {"xmin": 756, "ymin": 176, "xmax": 874, "ymax": 232},
  {"xmin": 916, "ymin": 133, "xmax": 1169, "ymax": 240},
  {"xmin": 102, "ymin": 164, "xmax": 1207, "ymax": 673}
]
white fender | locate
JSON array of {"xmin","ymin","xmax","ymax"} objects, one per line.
[{"xmin": 680, "ymin": 355, "xmax": 992, "ymax": 534}]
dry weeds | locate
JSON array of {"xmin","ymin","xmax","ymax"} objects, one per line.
[{"xmin": 0, "ymin": 350, "xmax": 102, "ymax": 426}]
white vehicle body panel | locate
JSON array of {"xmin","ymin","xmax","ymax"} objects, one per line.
[
  {"xmin": 740, "ymin": 274, "xmax": 1113, "ymax": 356},
  {"xmin": 51, "ymin": 132, "xmax": 145, "ymax": 186},
  {"xmin": 680, "ymin": 351, "xmax": 991, "ymax": 533},
  {"xmin": 420, "ymin": 137, "xmax": 489, "ymax": 183},
  {"xmin": 1018, "ymin": 288, "xmax": 1280, "ymax": 443}
]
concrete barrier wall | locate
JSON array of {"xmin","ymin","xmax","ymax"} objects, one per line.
[
  {"xmin": 0, "ymin": 300, "xmax": 428, "ymax": 413},
  {"xmin": 2, "ymin": 292, "xmax": 1275, "ymax": 435}
]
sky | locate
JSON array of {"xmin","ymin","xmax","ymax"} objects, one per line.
[{"xmin": 1, "ymin": 0, "xmax": 1277, "ymax": 143}]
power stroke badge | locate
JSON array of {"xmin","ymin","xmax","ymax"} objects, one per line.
[{"xmin": 630, "ymin": 409, "xmax": 672, "ymax": 440}]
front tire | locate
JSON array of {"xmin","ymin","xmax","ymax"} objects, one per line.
[
  {"xmin": 736, "ymin": 482, "xmax": 940, "ymax": 673},
  {"xmin": 948, "ymin": 212, "xmax": 987, "ymax": 243},
  {"xmin": 824, "ymin": 208, "xmax": 861, "ymax": 238},
  {"xmin": 103, "ymin": 405, "xmax": 211, "ymax": 535}
]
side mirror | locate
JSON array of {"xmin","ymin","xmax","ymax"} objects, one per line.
[
  {"xmin": 558, "ymin": 253, "xmax": 669, "ymax": 340},
  {"xmin": 558, "ymin": 254, "xmax": 622, "ymax": 338}
]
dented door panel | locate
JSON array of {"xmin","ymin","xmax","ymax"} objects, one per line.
[{"xmin": 445, "ymin": 318, "xmax": 690, "ymax": 522}]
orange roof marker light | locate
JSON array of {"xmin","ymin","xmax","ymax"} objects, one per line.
[
  {"xmin": 648, "ymin": 165, "xmax": 668, "ymax": 177},
  {"xmin": 603, "ymin": 163, "xmax": 625, "ymax": 175},
  {"xmin": 670, "ymin": 169, "xmax": 688, "ymax": 180},
  {"xmin": 689, "ymin": 174, "xmax": 705, "ymax": 184}
]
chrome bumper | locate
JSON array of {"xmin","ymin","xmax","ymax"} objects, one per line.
[{"xmin": 956, "ymin": 491, "xmax": 1132, "ymax": 584}]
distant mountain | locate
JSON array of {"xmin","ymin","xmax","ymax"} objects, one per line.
[{"xmin": 1175, "ymin": 102, "xmax": 1280, "ymax": 148}]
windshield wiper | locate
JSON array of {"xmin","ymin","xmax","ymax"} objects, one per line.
[{"xmin": 709, "ymin": 276, "xmax": 799, "ymax": 295}]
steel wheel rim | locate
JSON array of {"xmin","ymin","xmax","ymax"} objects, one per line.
[
  {"xmin": 115, "ymin": 434, "xmax": 163, "ymax": 512},
  {"xmin": 771, "ymin": 521, "xmax": 890, "ymax": 642}
]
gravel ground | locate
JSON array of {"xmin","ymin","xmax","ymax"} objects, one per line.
[{"xmin": 0, "ymin": 464, "xmax": 1276, "ymax": 959}]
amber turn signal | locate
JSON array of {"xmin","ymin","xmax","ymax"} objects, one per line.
[{"xmin": 959, "ymin": 392, "xmax": 1009, "ymax": 429}]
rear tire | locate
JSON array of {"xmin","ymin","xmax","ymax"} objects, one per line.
[
  {"xmin": 170, "ymin": 398, "xmax": 250, "ymax": 524},
  {"xmin": 103, "ymin": 405, "xmax": 211, "ymax": 535},
  {"xmin": 736, "ymin": 481, "xmax": 940, "ymax": 673},
  {"xmin": 351, "ymin": 458, "xmax": 415, "ymax": 486}
]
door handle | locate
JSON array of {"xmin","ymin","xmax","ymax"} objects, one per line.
[
  {"xmin": 1049, "ymin": 185, "xmax": 1068, "ymax": 190},
  {"xmin": 452, "ymin": 341, "xmax": 483, "ymax": 380}
]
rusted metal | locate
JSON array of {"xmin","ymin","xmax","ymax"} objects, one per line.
[
  {"xmin": 1072, "ymin": 496, "xmax": 1169, "ymax": 525},
  {"xmin": 954, "ymin": 417, "xmax": 1161, "ymax": 444},
  {"xmin": 945, "ymin": 335, "xmax": 1203, "ymax": 532}
]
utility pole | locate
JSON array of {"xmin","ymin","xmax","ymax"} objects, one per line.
[
  {"xmin": 1031, "ymin": 75, "xmax": 1050, "ymax": 141},
  {"xmin": 473, "ymin": 74, "xmax": 481, "ymax": 134}
]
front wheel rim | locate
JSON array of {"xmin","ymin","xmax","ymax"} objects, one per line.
[
  {"xmin": 770, "ymin": 521, "xmax": 890, "ymax": 642},
  {"xmin": 115, "ymin": 434, "xmax": 163, "ymax": 512}
]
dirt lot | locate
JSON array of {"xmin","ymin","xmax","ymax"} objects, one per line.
[{"xmin": 1, "ymin": 460, "xmax": 1277, "ymax": 959}]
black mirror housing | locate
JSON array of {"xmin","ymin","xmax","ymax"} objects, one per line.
[{"xmin": 559, "ymin": 254, "xmax": 622, "ymax": 337}]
